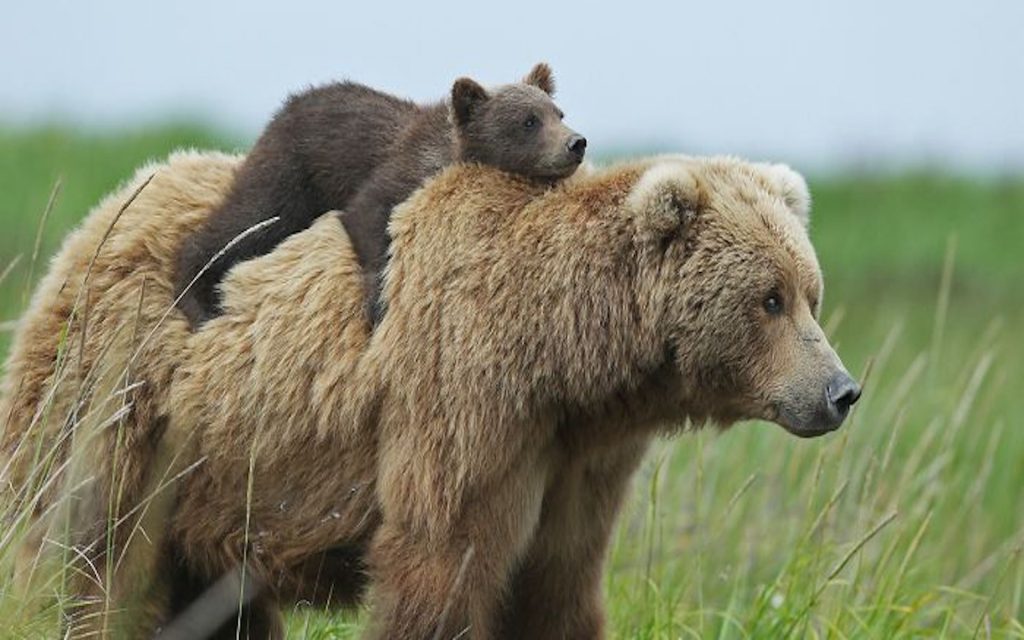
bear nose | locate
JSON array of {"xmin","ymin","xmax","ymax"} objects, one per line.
[
  {"xmin": 826, "ymin": 372, "xmax": 861, "ymax": 420},
  {"xmin": 566, "ymin": 135, "xmax": 587, "ymax": 158}
]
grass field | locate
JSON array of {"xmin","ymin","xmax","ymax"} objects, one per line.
[{"xmin": 1, "ymin": 125, "xmax": 1022, "ymax": 638}]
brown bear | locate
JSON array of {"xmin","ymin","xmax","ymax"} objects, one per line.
[
  {"xmin": 0, "ymin": 152, "xmax": 859, "ymax": 639},
  {"xmin": 174, "ymin": 63, "xmax": 585, "ymax": 327}
]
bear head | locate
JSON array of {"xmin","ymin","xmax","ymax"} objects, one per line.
[
  {"xmin": 627, "ymin": 157, "xmax": 860, "ymax": 437},
  {"xmin": 450, "ymin": 63, "xmax": 586, "ymax": 181}
]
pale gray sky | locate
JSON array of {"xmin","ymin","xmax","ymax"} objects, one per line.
[{"xmin": 2, "ymin": 0, "xmax": 1022, "ymax": 171}]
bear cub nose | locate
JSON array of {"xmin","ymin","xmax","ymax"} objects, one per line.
[
  {"xmin": 567, "ymin": 135, "xmax": 587, "ymax": 158},
  {"xmin": 826, "ymin": 372, "xmax": 862, "ymax": 419}
]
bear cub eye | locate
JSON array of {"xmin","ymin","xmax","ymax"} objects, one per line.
[
  {"xmin": 524, "ymin": 115, "xmax": 539, "ymax": 129},
  {"xmin": 763, "ymin": 292, "xmax": 784, "ymax": 315}
]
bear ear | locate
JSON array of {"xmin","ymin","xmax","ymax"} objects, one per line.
[
  {"xmin": 451, "ymin": 78, "xmax": 490, "ymax": 127},
  {"xmin": 627, "ymin": 162, "xmax": 701, "ymax": 238},
  {"xmin": 758, "ymin": 163, "xmax": 811, "ymax": 227},
  {"xmin": 523, "ymin": 62, "xmax": 556, "ymax": 96}
]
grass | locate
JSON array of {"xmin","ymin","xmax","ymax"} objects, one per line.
[{"xmin": 1, "ymin": 124, "xmax": 1022, "ymax": 637}]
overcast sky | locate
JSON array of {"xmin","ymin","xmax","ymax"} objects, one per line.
[{"xmin": 2, "ymin": 0, "xmax": 1022, "ymax": 172}]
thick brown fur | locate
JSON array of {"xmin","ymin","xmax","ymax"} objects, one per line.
[
  {"xmin": 0, "ymin": 152, "xmax": 242, "ymax": 636},
  {"xmin": 1, "ymin": 151, "xmax": 855, "ymax": 639},
  {"xmin": 174, "ymin": 63, "xmax": 585, "ymax": 327}
]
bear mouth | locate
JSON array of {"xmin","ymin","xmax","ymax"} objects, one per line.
[
  {"xmin": 774, "ymin": 402, "xmax": 847, "ymax": 438},
  {"xmin": 539, "ymin": 155, "xmax": 584, "ymax": 179},
  {"xmin": 787, "ymin": 422, "xmax": 842, "ymax": 438}
]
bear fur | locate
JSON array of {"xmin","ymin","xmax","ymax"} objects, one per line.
[
  {"xmin": 0, "ymin": 153, "xmax": 242, "ymax": 636},
  {"xmin": 174, "ymin": 63, "xmax": 585, "ymax": 327},
  {"xmin": 1, "ymin": 151, "xmax": 855, "ymax": 639}
]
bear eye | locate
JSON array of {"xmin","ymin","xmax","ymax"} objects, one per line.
[
  {"xmin": 524, "ymin": 115, "xmax": 539, "ymax": 129},
  {"xmin": 763, "ymin": 292, "xmax": 784, "ymax": 315},
  {"xmin": 557, "ymin": 109, "xmax": 565, "ymax": 120}
]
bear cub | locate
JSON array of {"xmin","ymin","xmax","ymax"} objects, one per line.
[{"xmin": 174, "ymin": 63, "xmax": 586, "ymax": 326}]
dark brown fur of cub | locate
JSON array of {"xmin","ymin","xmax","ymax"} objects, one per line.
[{"xmin": 174, "ymin": 63, "xmax": 584, "ymax": 326}]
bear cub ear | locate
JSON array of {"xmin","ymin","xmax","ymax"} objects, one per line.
[
  {"xmin": 757, "ymin": 163, "xmax": 811, "ymax": 227},
  {"xmin": 451, "ymin": 78, "xmax": 490, "ymax": 126},
  {"xmin": 523, "ymin": 62, "xmax": 556, "ymax": 96},
  {"xmin": 627, "ymin": 162, "xmax": 702, "ymax": 238}
]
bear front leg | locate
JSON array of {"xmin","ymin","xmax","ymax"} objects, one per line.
[
  {"xmin": 365, "ymin": 454, "xmax": 548, "ymax": 640},
  {"xmin": 498, "ymin": 437, "xmax": 650, "ymax": 640}
]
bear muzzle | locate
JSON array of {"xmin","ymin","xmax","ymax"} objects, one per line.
[{"xmin": 779, "ymin": 368, "xmax": 862, "ymax": 438}]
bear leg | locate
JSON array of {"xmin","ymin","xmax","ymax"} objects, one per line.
[
  {"xmin": 277, "ymin": 543, "xmax": 371, "ymax": 610},
  {"xmin": 498, "ymin": 437, "xmax": 650, "ymax": 640},
  {"xmin": 365, "ymin": 458, "xmax": 548, "ymax": 639}
]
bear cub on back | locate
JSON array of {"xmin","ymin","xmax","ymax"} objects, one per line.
[{"xmin": 175, "ymin": 63, "xmax": 586, "ymax": 326}]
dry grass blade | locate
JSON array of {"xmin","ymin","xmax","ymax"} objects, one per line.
[
  {"xmin": 70, "ymin": 174, "xmax": 154, "ymax": 386},
  {"xmin": 972, "ymin": 538, "xmax": 1023, "ymax": 638},
  {"xmin": 68, "ymin": 174, "xmax": 154, "ymax": 324},
  {"xmin": 821, "ymin": 511, "xmax": 899, "ymax": 593},
  {"xmin": 0, "ymin": 255, "xmax": 24, "ymax": 331},
  {"xmin": 721, "ymin": 472, "xmax": 758, "ymax": 521},
  {"xmin": 0, "ymin": 402, "xmax": 133, "ymax": 553},
  {"xmin": 22, "ymin": 177, "xmax": 62, "ymax": 305},
  {"xmin": 41, "ymin": 537, "xmax": 104, "ymax": 592},
  {"xmin": 930, "ymin": 235, "xmax": 957, "ymax": 375},
  {"xmin": 432, "ymin": 545, "xmax": 476, "ymax": 640},
  {"xmin": 803, "ymin": 480, "xmax": 849, "ymax": 543},
  {"xmin": 112, "ymin": 453, "xmax": 208, "ymax": 574},
  {"xmin": 0, "ymin": 254, "xmax": 24, "ymax": 289},
  {"xmin": 0, "ymin": 317, "xmax": 132, "ymax": 507},
  {"xmin": 779, "ymin": 510, "xmax": 900, "ymax": 638}
]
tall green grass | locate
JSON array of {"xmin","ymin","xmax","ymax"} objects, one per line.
[{"xmin": 0, "ymin": 125, "xmax": 1021, "ymax": 637}]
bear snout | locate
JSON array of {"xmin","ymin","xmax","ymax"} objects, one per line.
[
  {"xmin": 825, "ymin": 370, "xmax": 861, "ymax": 423},
  {"xmin": 777, "ymin": 368, "xmax": 862, "ymax": 438},
  {"xmin": 566, "ymin": 134, "xmax": 587, "ymax": 159}
]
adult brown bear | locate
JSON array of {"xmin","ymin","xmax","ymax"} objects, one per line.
[{"xmin": 0, "ymin": 152, "xmax": 859, "ymax": 638}]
